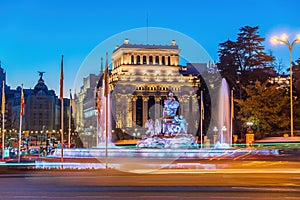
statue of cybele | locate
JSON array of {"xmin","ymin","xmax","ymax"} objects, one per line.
[
  {"xmin": 163, "ymin": 91, "xmax": 179, "ymax": 117},
  {"xmin": 138, "ymin": 90, "xmax": 196, "ymax": 148}
]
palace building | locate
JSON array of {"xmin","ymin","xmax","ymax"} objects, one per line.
[{"xmin": 98, "ymin": 39, "xmax": 203, "ymax": 138}]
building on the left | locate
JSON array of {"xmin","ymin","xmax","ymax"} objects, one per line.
[{"xmin": 0, "ymin": 63, "xmax": 74, "ymax": 145}]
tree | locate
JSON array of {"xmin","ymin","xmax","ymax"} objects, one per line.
[
  {"xmin": 236, "ymin": 81, "xmax": 290, "ymax": 138},
  {"xmin": 217, "ymin": 26, "xmax": 275, "ymax": 99},
  {"xmin": 292, "ymin": 58, "xmax": 300, "ymax": 130},
  {"xmin": 293, "ymin": 58, "xmax": 300, "ymax": 99},
  {"xmin": 217, "ymin": 26, "xmax": 276, "ymax": 138}
]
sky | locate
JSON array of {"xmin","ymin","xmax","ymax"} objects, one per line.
[{"xmin": 0, "ymin": 0, "xmax": 300, "ymax": 96}]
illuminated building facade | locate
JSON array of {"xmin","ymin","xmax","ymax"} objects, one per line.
[{"xmin": 102, "ymin": 39, "xmax": 202, "ymax": 137}]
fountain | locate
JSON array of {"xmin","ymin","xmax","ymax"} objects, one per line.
[
  {"xmin": 214, "ymin": 78, "xmax": 231, "ymax": 148},
  {"xmin": 136, "ymin": 91, "xmax": 197, "ymax": 149},
  {"xmin": 48, "ymin": 78, "xmax": 281, "ymax": 171},
  {"xmin": 96, "ymin": 74, "xmax": 115, "ymax": 148}
]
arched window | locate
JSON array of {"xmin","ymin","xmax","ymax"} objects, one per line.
[
  {"xmin": 162, "ymin": 56, "xmax": 165, "ymax": 65},
  {"xmin": 131, "ymin": 55, "xmax": 134, "ymax": 64},
  {"xmin": 143, "ymin": 56, "xmax": 147, "ymax": 64},
  {"xmin": 149, "ymin": 56, "xmax": 153, "ymax": 64},
  {"xmin": 137, "ymin": 55, "xmax": 141, "ymax": 64},
  {"xmin": 168, "ymin": 56, "xmax": 171, "ymax": 65},
  {"xmin": 155, "ymin": 56, "xmax": 159, "ymax": 65}
]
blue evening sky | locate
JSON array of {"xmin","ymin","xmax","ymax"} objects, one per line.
[{"xmin": 0, "ymin": 0, "xmax": 299, "ymax": 96}]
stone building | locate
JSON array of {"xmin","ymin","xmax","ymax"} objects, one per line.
[
  {"xmin": 25, "ymin": 73, "xmax": 57, "ymax": 131},
  {"xmin": 74, "ymin": 73, "xmax": 101, "ymax": 147},
  {"xmin": 98, "ymin": 39, "xmax": 202, "ymax": 139}
]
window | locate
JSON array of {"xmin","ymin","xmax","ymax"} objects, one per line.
[
  {"xmin": 162, "ymin": 56, "xmax": 165, "ymax": 65},
  {"xmin": 168, "ymin": 56, "xmax": 171, "ymax": 65},
  {"xmin": 149, "ymin": 56, "xmax": 153, "ymax": 64},
  {"xmin": 155, "ymin": 56, "xmax": 159, "ymax": 65},
  {"xmin": 143, "ymin": 56, "xmax": 147, "ymax": 64},
  {"xmin": 137, "ymin": 55, "xmax": 140, "ymax": 64},
  {"xmin": 131, "ymin": 55, "xmax": 134, "ymax": 64}
]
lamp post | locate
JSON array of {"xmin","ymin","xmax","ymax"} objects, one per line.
[
  {"xmin": 246, "ymin": 121, "xmax": 253, "ymax": 130},
  {"xmin": 271, "ymin": 34, "xmax": 300, "ymax": 137}
]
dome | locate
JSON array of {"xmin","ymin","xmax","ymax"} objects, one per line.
[{"xmin": 34, "ymin": 76, "xmax": 48, "ymax": 95}]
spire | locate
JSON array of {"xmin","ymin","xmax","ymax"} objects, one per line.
[
  {"xmin": 104, "ymin": 52, "xmax": 109, "ymax": 97},
  {"xmin": 100, "ymin": 57, "xmax": 103, "ymax": 75}
]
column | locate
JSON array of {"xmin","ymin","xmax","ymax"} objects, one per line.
[
  {"xmin": 127, "ymin": 95, "xmax": 133, "ymax": 127},
  {"xmin": 192, "ymin": 95, "xmax": 198, "ymax": 110},
  {"xmin": 142, "ymin": 96, "xmax": 149, "ymax": 127},
  {"xmin": 175, "ymin": 55, "xmax": 179, "ymax": 66},
  {"xmin": 115, "ymin": 94, "xmax": 122, "ymax": 128},
  {"xmin": 179, "ymin": 95, "xmax": 190, "ymax": 119},
  {"xmin": 159, "ymin": 56, "xmax": 162, "ymax": 65},
  {"xmin": 191, "ymin": 95, "xmax": 199, "ymax": 133},
  {"xmin": 131, "ymin": 96, "xmax": 137, "ymax": 127},
  {"xmin": 166, "ymin": 55, "xmax": 169, "ymax": 66},
  {"xmin": 154, "ymin": 96, "xmax": 161, "ymax": 119}
]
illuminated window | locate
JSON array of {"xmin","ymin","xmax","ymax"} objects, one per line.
[
  {"xmin": 162, "ymin": 56, "xmax": 165, "ymax": 65},
  {"xmin": 155, "ymin": 56, "xmax": 159, "ymax": 65},
  {"xmin": 137, "ymin": 55, "xmax": 140, "ymax": 64},
  {"xmin": 149, "ymin": 56, "xmax": 153, "ymax": 64}
]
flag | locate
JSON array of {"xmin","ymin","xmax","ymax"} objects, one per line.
[
  {"xmin": 60, "ymin": 55, "xmax": 64, "ymax": 100},
  {"xmin": 20, "ymin": 87, "xmax": 25, "ymax": 116},
  {"xmin": 201, "ymin": 93, "xmax": 204, "ymax": 120},
  {"xmin": 103, "ymin": 68, "xmax": 109, "ymax": 97},
  {"xmin": 104, "ymin": 52, "xmax": 109, "ymax": 97},
  {"xmin": 94, "ymin": 87, "xmax": 100, "ymax": 113},
  {"xmin": 69, "ymin": 91, "xmax": 73, "ymax": 118},
  {"xmin": 1, "ymin": 81, "xmax": 5, "ymax": 116}
]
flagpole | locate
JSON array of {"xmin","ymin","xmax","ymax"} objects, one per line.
[
  {"xmin": 230, "ymin": 89, "xmax": 234, "ymax": 146},
  {"xmin": 68, "ymin": 89, "xmax": 71, "ymax": 148},
  {"xmin": 60, "ymin": 55, "xmax": 64, "ymax": 163},
  {"xmin": 105, "ymin": 84, "xmax": 108, "ymax": 171},
  {"xmin": 18, "ymin": 84, "xmax": 24, "ymax": 163},
  {"xmin": 200, "ymin": 90, "xmax": 203, "ymax": 149},
  {"xmin": 2, "ymin": 81, "xmax": 5, "ymax": 160},
  {"xmin": 95, "ymin": 87, "xmax": 99, "ymax": 147},
  {"xmin": 105, "ymin": 52, "xmax": 109, "ymax": 172}
]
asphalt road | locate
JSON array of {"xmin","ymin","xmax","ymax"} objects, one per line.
[{"xmin": 0, "ymin": 166, "xmax": 300, "ymax": 200}]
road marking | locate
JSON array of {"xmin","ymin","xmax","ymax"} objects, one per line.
[
  {"xmin": 233, "ymin": 186, "xmax": 300, "ymax": 192},
  {"xmin": 129, "ymin": 168, "xmax": 300, "ymax": 174}
]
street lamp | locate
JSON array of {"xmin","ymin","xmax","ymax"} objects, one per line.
[
  {"xmin": 271, "ymin": 34, "xmax": 300, "ymax": 137},
  {"xmin": 246, "ymin": 121, "xmax": 253, "ymax": 130}
]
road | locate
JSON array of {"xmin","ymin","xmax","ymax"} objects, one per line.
[{"xmin": 0, "ymin": 161, "xmax": 300, "ymax": 200}]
